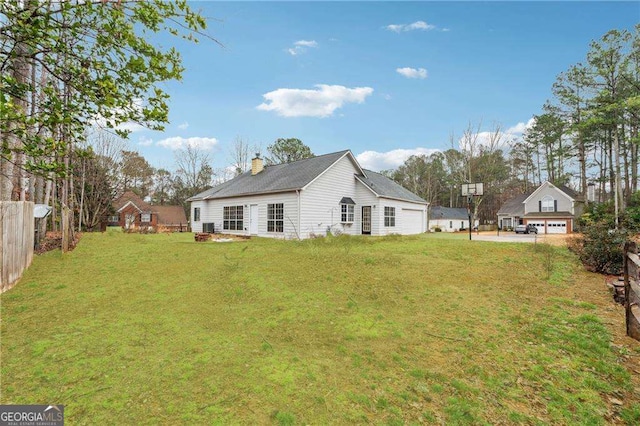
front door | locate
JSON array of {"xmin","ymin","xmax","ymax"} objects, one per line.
[
  {"xmin": 362, "ymin": 206, "xmax": 371, "ymax": 235},
  {"xmin": 125, "ymin": 213, "xmax": 135, "ymax": 229},
  {"xmin": 250, "ymin": 204, "xmax": 259, "ymax": 235}
]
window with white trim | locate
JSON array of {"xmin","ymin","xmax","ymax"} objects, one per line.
[
  {"xmin": 541, "ymin": 195, "xmax": 554, "ymax": 212},
  {"xmin": 141, "ymin": 213, "xmax": 151, "ymax": 223},
  {"xmin": 223, "ymin": 206, "xmax": 243, "ymax": 231},
  {"xmin": 267, "ymin": 203, "xmax": 284, "ymax": 233},
  {"xmin": 384, "ymin": 207, "xmax": 396, "ymax": 227},
  {"xmin": 341, "ymin": 204, "xmax": 354, "ymax": 223},
  {"xmin": 193, "ymin": 207, "xmax": 200, "ymax": 222}
]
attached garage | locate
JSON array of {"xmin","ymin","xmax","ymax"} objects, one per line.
[
  {"xmin": 402, "ymin": 209, "xmax": 425, "ymax": 234},
  {"xmin": 528, "ymin": 222, "xmax": 546, "ymax": 234},
  {"xmin": 546, "ymin": 220, "xmax": 567, "ymax": 234},
  {"xmin": 525, "ymin": 219, "xmax": 571, "ymax": 234}
]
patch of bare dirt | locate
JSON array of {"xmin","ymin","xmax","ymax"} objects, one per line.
[
  {"xmin": 194, "ymin": 233, "xmax": 250, "ymax": 242},
  {"xmin": 35, "ymin": 231, "xmax": 82, "ymax": 254}
]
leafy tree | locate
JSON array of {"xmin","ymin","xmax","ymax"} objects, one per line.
[
  {"xmin": 73, "ymin": 147, "xmax": 116, "ymax": 231},
  {"xmin": 0, "ymin": 0, "xmax": 211, "ymax": 200},
  {"xmin": 552, "ymin": 64, "xmax": 594, "ymax": 196},
  {"xmin": 390, "ymin": 153, "xmax": 446, "ymax": 206},
  {"xmin": 152, "ymin": 168, "xmax": 173, "ymax": 205},
  {"xmin": 266, "ymin": 138, "xmax": 314, "ymax": 164},
  {"xmin": 120, "ymin": 150, "xmax": 154, "ymax": 198},
  {"xmin": 75, "ymin": 130, "xmax": 125, "ymax": 231}
]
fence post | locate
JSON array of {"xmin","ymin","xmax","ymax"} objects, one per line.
[
  {"xmin": 624, "ymin": 241, "xmax": 632, "ymax": 336},
  {"xmin": 0, "ymin": 201, "xmax": 34, "ymax": 292}
]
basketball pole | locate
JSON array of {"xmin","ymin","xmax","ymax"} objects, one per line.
[{"xmin": 467, "ymin": 194, "xmax": 472, "ymax": 241}]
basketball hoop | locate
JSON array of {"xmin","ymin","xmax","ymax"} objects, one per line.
[
  {"xmin": 461, "ymin": 183, "xmax": 483, "ymax": 241},
  {"xmin": 461, "ymin": 183, "xmax": 484, "ymax": 197}
]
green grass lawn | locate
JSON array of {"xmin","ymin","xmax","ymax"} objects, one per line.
[{"xmin": 1, "ymin": 230, "xmax": 639, "ymax": 424}]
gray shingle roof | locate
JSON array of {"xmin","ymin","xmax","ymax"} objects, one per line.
[
  {"xmin": 497, "ymin": 193, "xmax": 530, "ymax": 216},
  {"xmin": 358, "ymin": 170, "xmax": 427, "ymax": 204},
  {"xmin": 558, "ymin": 185, "xmax": 583, "ymax": 201},
  {"xmin": 429, "ymin": 206, "xmax": 469, "ymax": 220},
  {"xmin": 188, "ymin": 151, "xmax": 351, "ymax": 201},
  {"xmin": 524, "ymin": 211, "xmax": 573, "ymax": 218},
  {"xmin": 187, "ymin": 150, "xmax": 427, "ymax": 205}
]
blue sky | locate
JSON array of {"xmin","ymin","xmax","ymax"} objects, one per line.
[{"xmin": 128, "ymin": 1, "xmax": 640, "ymax": 175}]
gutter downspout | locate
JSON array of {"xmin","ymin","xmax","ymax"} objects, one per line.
[
  {"xmin": 296, "ymin": 189, "xmax": 301, "ymax": 240},
  {"xmin": 426, "ymin": 203, "xmax": 430, "ymax": 233}
]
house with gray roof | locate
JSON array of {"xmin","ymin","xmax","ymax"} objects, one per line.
[
  {"xmin": 428, "ymin": 206, "xmax": 478, "ymax": 232},
  {"xmin": 187, "ymin": 150, "xmax": 428, "ymax": 239},
  {"xmin": 497, "ymin": 181, "xmax": 584, "ymax": 234}
]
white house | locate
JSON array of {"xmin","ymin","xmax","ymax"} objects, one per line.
[
  {"xmin": 187, "ymin": 150, "xmax": 428, "ymax": 239},
  {"xmin": 428, "ymin": 206, "xmax": 478, "ymax": 232},
  {"xmin": 497, "ymin": 181, "xmax": 584, "ymax": 234}
]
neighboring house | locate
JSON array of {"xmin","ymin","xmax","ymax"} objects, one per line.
[
  {"xmin": 187, "ymin": 150, "xmax": 428, "ymax": 239},
  {"xmin": 109, "ymin": 191, "xmax": 188, "ymax": 232},
  {"xmin": 428, "ymin": 206, "xmax": 478, "ymax": 232},
  {"xmin": 496, "ymin": 193, "xmax": 531, "ymax": 231},
  {"xmin": 497, "ymin": 181, "xmax": 584, "ymax": 234}
]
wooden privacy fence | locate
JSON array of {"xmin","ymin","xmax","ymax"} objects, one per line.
[
  {"xmin": 623, "ymin": 241, "xmax": 640, "ymax": 341},
  {"xmin": 0, "ymin": 201, "xmax": 34, "ymax": 292}
]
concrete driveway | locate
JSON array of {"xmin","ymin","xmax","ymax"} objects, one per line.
[{"xmin": 469, "ymin": 232, "xmax": 575, "ymax": 245}]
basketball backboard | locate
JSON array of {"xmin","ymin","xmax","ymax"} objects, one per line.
[{"xmin": 461, "ymin": 183, "xmax": 484, "ymax": 196}]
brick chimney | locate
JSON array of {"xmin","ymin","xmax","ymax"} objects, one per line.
[{"xmin": 251, "ymin": 153, "xmax": 264, "ymax": 175}]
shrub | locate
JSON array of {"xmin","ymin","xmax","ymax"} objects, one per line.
[
  {"xmin": 433, "ymin": 226, "xmax": 442, "ymax": 232},
  {"xmin": 569, "ymin": 221, "xmax": 629, "ymax": 274}
]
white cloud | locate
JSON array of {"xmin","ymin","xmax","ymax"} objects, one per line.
[
  {"xmin": 287, "ymin": 39, "xmax": 318, "ymax": 55},
  {"xmin": 257, "ymin": 84, "xmax": 374, "ymax": 118},
  {"xmin": 91, "ymin": 98, "xmax": 147, "ymax": 133},
  {"xmin": 156, "ymin": 136, "xmax": 218, "ymax": 150},
  {"xmin": 386, "ymin": 21, "xmax": 436, "ymax": 33},
  {"xmin": 356, "ymin": 148, "xmax": 440, "ymax": 172},
  {"xmin": 383, "ymin": 94, "xmax": 392, "ymax": 101},
  {"xmin": 442, "ymin": 28, "xmax": 451, "ymax": 32},
  {"xmin": 506, "ymin": 118, "xmax": 535, "ymax": 135},
  {"xmin": 177, "ymin": 122, "xmax": 189, "ymax": 130},
  {"xmin": 115, "ymin": 122, "xmax": 146, "ymax": 133},
  {"xmin": 138, "ymin": 136, "xmax": 153, "ymax": 147},
  {"xmin": 396, "ymin": 67, "xmax": 428, "ymax": 79},
  {"xmin": 294, "ymin": 40, "xmax": 317, "ymax": 48}
]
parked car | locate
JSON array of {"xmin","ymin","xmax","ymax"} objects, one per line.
[{"xmin": 515, "ymin": 224, "xmax": 538, "ymax": 234}]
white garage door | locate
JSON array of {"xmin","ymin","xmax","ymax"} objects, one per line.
[
  {"xmin": 402, "ymin": 209, "xmax": 424, "ymax": 235},
  {"xmin": 529, "ymin": 222, "xmax": 546, "ymax": 234},
  {"xmin": 547, "ymin": 221, "xmax": 567, "ymax": 234}
]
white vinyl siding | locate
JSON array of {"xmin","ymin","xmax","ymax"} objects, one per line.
[
  {"xmin": 190, "ymin": 153, "xmax": 427, "ymax": 238},
  {"xmin": 377, "ymin": 199, "xmax": 427, "ymax": 235},
  {"xmin": 193, "ymin": 192, "xmax": 298, "ymax": 238},
  {"xmin": 190, "ymin": 201, "xmax": 205, "ymax": 232},
  {"xmin": 524, "ymin": 182, "xmax": 573, "ymax": 215},
  {"xmin": 299, "ymin": 155, "xmax": 362, "ymax": 237}
]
